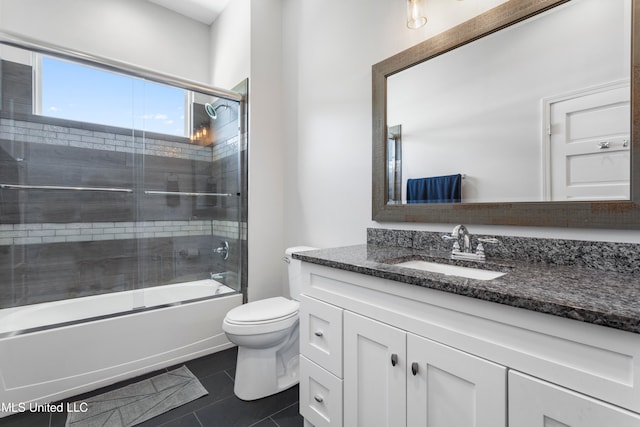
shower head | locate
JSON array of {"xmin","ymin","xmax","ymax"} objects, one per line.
[{"xmin": 205, "ymin": 103, "xmax": 229, "ymax": 120}]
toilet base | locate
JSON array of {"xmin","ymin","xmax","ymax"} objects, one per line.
[
  {"xmin": 232, "ymin": 326, "xmax": 300, "ymax": 400},
  {"xmin": 234, "ymin": 348, "xmax": 299, "ymax": 400}
]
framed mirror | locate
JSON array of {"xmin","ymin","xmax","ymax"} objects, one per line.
[{"xmin": 372, "ymin": 0, "xmax": 640, "ymax": 228}]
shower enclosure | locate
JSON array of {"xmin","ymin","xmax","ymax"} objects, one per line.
[
  {"xmin": 0, "ymin": 34, "xmax": 247, "ymax": 412},
  {"xmin": 0, "ymin": 38, "xmax": 247, "ymax": 321},
  {"xmin": 0, "ymin": 37, "xmax": 246, "ymax": 324}
]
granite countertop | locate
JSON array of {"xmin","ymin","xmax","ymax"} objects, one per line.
[{"xmin": 293, "ymin": 244, "xmax": 640, "ymax": 334}]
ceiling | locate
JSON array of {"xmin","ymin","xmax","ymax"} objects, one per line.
[{"xmin": 147, "ymin": 0, "xmax": 231, "ymax": 25}]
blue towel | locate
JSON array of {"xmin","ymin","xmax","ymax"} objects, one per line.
[{"xmin": 406, "ymin": 174, "xmax": 461, "ymax": 203}]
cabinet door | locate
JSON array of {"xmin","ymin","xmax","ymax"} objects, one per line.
[
  {"xmin": 509, "ymin": 371, "xmax": 640, "ymax": 427},
  {"xmin": 406, "ymin": 333, "xmax": 506, "ymax": 427},
  {"xmin": 344, "ymin": 311, "xmax": 406, "ymax": 427}
]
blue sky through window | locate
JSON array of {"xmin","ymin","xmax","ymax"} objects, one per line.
[{"xmin": 40, "ymin": 56, "xmax": 187, "ymax": 137}]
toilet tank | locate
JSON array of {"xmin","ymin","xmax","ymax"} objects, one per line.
[{"xmin": 285, "ymin": 246, "xmax": 317, "ymax": 300}]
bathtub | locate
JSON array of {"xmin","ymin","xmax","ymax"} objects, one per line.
[{"xmin": 0, "ymin": 279, "xmax": 242, "ymax": 417}]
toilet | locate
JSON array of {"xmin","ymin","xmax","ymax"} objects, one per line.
[{"xmin": 222, "ymin": 246, "xmax": 316, "ymax": 400}]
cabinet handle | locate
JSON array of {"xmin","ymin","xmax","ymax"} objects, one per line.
[
  {"xmin": 314, "ymin": 394, "xmax": 324, "ymax": 403},
  {"xmin": 411, "ymin": 362, "xmax": 419, "ymax": 376},
  {"xmin": 314, "ymin": 330, "xmax": 324, "ymax": 337},
  {"xmin": 391, "ymin": 353, "xmax": 398, "ymax": 366}
]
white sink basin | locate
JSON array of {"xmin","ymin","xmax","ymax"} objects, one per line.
[{"xmin": 394, "ymin": 260, "xmax": 506, "ymax": 281}]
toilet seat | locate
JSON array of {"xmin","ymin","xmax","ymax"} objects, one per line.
[
  {"xmin": 223, "ymin": 297, "xmax": 300, "ymax": 335},
  {"xmin": 226, "ymin": 297, "xmax": 299, "ymax": 324}
]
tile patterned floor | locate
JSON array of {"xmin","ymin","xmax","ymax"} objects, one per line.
[{"xmin": 1, "ymin": 347, "xmax": 304, "ymax": 427}]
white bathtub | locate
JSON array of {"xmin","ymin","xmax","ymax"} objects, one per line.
[{"xmin": 0, "ymin": 280, "xmax": 242, "ymax": 417}]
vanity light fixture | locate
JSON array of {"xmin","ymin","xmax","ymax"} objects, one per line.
[{"xmin": 406, "ymin": 0, "xmax": 427, "ymax": 29}]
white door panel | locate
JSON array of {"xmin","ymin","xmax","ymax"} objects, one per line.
[{"xmin": 548, "ymin": 83, "xmax": 630, "ymax": 200}]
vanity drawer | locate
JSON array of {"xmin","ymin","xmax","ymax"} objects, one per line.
[
  {"xmin": 300, "ymin": 294, "xmax": 343, "ymax": 377},
  {"xmin": 300, "ymin": 356, "xmax": 343, "ymax": 427}
]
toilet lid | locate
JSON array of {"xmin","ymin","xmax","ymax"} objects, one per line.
[{"xmin": 225, "ymin": 297, "xmax": 299, "ymax": 324}]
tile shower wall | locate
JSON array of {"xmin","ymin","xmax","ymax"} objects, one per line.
[
  {"xmin": 0, "ymin": 59, "xmax": 247, "ymax": 309},
  {"xmin": 0, "ymin": 114, "xmax": 244, "ymax": 224},
  {"xmin": 0, "ymin": 220, "xmax": 243, "ymax": 245}
]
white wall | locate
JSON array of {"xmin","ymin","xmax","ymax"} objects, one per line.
[
  {"xmin": 0, "ymin": 0, "xmax": 211, "ymax": 82},
  {"xmin": 245, "ymin": 0, "xmax": 287, "ymax": 300},
  {"xmin": 211, "ymin": 0, "xmax": 286, "ymax": 301},
  {"xmin": 209, "ymin": 0, "xmax": 251, "ymax": 90},
  {"xmin": 282, "ymin": 0, "xmax": 398, "ymax": 249},
  {"xmin": 282, "ymin": 0, "xmax": 640, "ymax": 246},
  {"xmin": 282, "ymin": 0, "xmax": 503, "ymax": 248},
  {"xmin": 388, "ymin": 0, "xmax": 628, "ymax": 203}
]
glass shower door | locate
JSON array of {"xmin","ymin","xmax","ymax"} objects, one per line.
[
  {"xmin": 0, "ymin": 47, "xmax": 140, "ymax": 311},
  {"xmin": 136, "ymin": 84, "xmax": 244, "ymax": 308}
]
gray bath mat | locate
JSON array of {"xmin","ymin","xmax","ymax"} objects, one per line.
[{"xmin": 65, "ymin": 365, "xmax": 207, "ymax": 427}]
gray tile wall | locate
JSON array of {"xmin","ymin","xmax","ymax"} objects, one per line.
[
  {"xmin": 0, "ymin": 234, "xmax": 242, "ymax": 307},
  {"xmin": 0, "ymin": 59, "xmax": 248, "ymax": 309},
  {"xmin": 1, "ymin": 61, "xmax": 31, "ymax": 115},
  {"xmin": 0, "ymin": 132, "xmax": 243, "ymax": 224}
]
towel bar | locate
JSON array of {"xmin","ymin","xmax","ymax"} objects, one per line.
[
  {"xmin": 0, "ymin": 185, "xmax": 235, "ymax": 197},
  {"xmin": 0, "ymin": 184, "xmax": 133, "ymax": 192},
  {"xmin": 144, "ymin": 190, "xmax": 233, "ymax": 197}
]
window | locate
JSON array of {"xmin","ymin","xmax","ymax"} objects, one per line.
[{"xmin": 37, "ymin": 55, "xmax": 188, "ymax": 137}]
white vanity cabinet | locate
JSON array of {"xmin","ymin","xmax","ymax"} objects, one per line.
[
  {"xmin": 298, "ymin": 261, "xmax": 640, "ymax": 427},
  {"xmin": 344, "ymin": 311, "xmax": 506, "ymax": 427},
  {"xmin": 509, "ymin": 371, "xmax": 640, "ymax": 426}
]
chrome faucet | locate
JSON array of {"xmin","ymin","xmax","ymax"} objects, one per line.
[
  {"xmin": 451, "ymin": 224, "xmax": 471, "ymax": 253},
  {"xmin": 210, "ymin": 271, "xmax": 225, "ymax": 280},
  {"xmin": 442, "ymin": 225, "xmax": 498, "ymax": 262}
]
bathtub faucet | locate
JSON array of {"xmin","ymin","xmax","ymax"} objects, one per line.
[
  {"xmin": 210, "ymin": 271, "xmax": 227, "ymax": 280},
  {"xmin": 214, "ymin": 241, "xmax": 229, "ymax": 260}
]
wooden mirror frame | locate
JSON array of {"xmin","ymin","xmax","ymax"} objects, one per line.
[{"xmin": 372, "ymin": 0, "xmax": 640, "ymax": 228}]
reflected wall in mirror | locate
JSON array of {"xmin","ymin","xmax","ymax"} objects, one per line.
[
  {"xmin": 372, "ymin": 0, "xmax": 640, "ymax": 228},
  {"xmin": 388, "ymin": 0, "xmax": 630, "ymax": 204}
]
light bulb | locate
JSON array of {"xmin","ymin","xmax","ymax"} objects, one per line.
[{"xmin": 406, "ymin": 0, "xmax": 427, "ymax": 29}]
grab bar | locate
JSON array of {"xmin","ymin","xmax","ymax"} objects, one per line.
[
  {"xmin": 144, "ymin": 190, "xmax": 234, "ymax": 197},
  {"xmin": 0, "ymin": 184, "xmax": 133, "ymax": 193}
]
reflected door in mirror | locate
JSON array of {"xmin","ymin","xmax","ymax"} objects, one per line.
[{"xmin": 547, "ymin": 83, "xmax": 630, "ymax": 201}]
